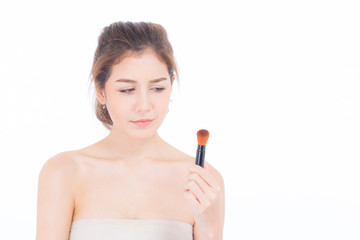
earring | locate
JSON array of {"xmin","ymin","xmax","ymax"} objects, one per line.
[{"xmin": 102, "ymin": 104, "xmax": 106, "ymax": 109}]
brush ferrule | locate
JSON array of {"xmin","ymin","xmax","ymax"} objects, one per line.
[
  {"xmin": 197, "ymin": 145, "xmax": 206, "ymax": 152},
  {"xmin": 195, "ymin": 145, "xmax": 206, "ymax": 167}
]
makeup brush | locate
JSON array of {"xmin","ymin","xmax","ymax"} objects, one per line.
[{"xmin": 195, "ymin": 129, "xmax": 210, "ymax": 168}]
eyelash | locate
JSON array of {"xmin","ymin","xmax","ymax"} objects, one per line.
[
  {"xmin": 119, "ymin": 88, "xmax": 135, "ymax": 93},
  {"xmin": 119, "ymin": 87, "xmax": 166, "ymax": 93},
  {"xmin": 153, "ymin": 87, "xmax": 166, "ymax": 92}
]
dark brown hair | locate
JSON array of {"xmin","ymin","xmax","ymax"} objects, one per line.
[{"xmin": 89, "ymin": 21, "xmax": 178, "ymax": 130}]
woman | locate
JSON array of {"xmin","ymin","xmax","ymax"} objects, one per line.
[{"xmin": 36, "ymin": 21, "xmax": 225, "ymax": 240}]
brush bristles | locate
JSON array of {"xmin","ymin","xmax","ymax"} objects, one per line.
[{"xmin": 197, "ymin": 129, "xmax": 209, "ymax": 146}]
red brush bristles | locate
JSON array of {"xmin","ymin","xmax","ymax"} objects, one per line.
[{"xmin": 197, "ymin": 129, "xmax": 209, "ymax": 146}]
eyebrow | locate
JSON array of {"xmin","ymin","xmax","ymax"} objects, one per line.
[{"xmin": 115, "ymin": 77, "xmax": 168, "ymax": 83}]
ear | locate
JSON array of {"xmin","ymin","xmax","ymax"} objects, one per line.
[
  {"xmin": 95, "ymin": 83, "xmax": 106, "ymax": 105},
  {"xmin": 171, "ymin": 75, "xmax": 175, "ymax": 84}
]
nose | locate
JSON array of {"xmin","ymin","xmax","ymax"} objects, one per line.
[{"xmin": 135, "ymin": 89, "xmax": 151, "ymax": 112}]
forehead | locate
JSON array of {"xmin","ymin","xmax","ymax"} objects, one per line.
[{"xmin": 108, "ymin": 50, "xmax": 169, "ymax": 82}]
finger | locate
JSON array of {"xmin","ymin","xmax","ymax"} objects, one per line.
[
  {"xmin": 184, "ymin": 190, "xmax": 201, "ymax": 212},
  {"xmin": 189, "ymin": 165, "xmax": 220, "ymax": 192},
  {"xmin": 188, "ymin": 172, "xmax": 219, "ymax": 203},
  {"xmin": 184, "ymin": 179, "xmax": 208, "ymax": 205},
  {"xmin": 188, "ymin": 172, "xmax": 212, "ymax": 195}
]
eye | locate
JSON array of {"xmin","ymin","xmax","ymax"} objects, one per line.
[
  {"xmin": 152, "ymin": 87, "xmax": 166, "ymax": 92},
  {"xmin": 119, "ymin": 88, "xmax": 135, "ymax": 93}
]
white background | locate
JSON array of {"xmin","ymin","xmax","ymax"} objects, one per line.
[{"xmin": 1, "ymin": 0, "xmax": 359, "ymax": 239}]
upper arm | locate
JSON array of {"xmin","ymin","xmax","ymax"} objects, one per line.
[{"xmin": 36, "ymin": 152, "xmax": 77, "ymax": 240}]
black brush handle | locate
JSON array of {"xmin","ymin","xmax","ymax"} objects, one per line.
[{"xmin": 195, "ymin": 145, "xmax": 206, "ymax": 168}]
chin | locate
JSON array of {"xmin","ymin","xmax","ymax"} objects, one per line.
[
  {"xmin": 127, "ymin": 130, "xmax": 158, "ymax": 140},
  {"xmin": 128, "ymin": 122, "xmax": 161, "ymax": 139}
]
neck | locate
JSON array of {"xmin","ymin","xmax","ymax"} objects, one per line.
[{"xmin": 101, "ymin": 128, "xmax": 165, "ymax": 161}]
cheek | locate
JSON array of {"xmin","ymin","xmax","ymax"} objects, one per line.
[
  {"xmin": 155, "ymin": 102, "xmax": 169, "ymax": 114},
  {"xmin": 107, "ymin": 96, "xmax": 133, "ymax": 119},
  {"xmin": 154, "ymin": 93, "xmax": 171, "ymax": 112}
]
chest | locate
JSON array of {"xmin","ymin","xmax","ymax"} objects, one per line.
[{"xmin": 73, "ymin": 161, "xmax": 192, "ymax": 222}]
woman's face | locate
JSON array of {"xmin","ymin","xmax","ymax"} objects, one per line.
[{"xmin": 98, "ymin": 50, "xmax": 172, "ymax": 139}]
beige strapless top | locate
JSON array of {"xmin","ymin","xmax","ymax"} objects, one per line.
[{"xmin": 69, "ymin": 218, "xmax": 193, "ymax": 240}]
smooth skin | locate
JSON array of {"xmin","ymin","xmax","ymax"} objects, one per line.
[{"xmin": 36, "ymin": 49, "xmax": 225, "ymax": 240}]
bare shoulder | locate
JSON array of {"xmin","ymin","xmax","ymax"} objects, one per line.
[
  {"xmin": 168, "ymin": 142, "xmax": 223, "ymax": 176},
  {"xmin": 39, "ymin": 151, "xmax": 79, "ymax": 179},
  {"xmin": 36, "ymin": 151, "xmax": 82, "ymax": 239},
  {"xmin": 37, "ymin": 151, "xmax": 81, "ymax": 201},
  {"xmin": 206, "ymin": 161, "xmax": 225, "ymax": 225},
  {"xmin": 166, "ymin": 142, "xmax": 224, "ymax": 185},
  {"xmin": 165, "ymin": 142, "xmax": 223, "ymax": 175},
  {"xmin": 206, "ymin": 162, "xmax": 224, "ymax": 185}
]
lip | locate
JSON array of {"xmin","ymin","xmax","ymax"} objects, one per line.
[{"xmin": 131, "ymin": 119, "xmax": 153, "ymax": 127}]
